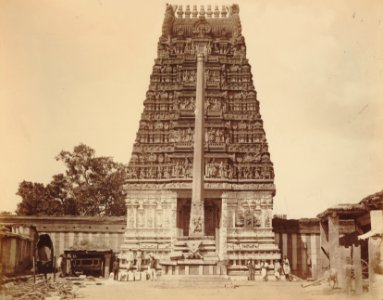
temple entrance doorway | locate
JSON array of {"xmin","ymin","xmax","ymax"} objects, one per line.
[
  {"xmin": 204, "ymin": 199, "xmax": 221, "ymax": 237},
  {"xmin": 177, "ymin": 198, "xmax": 191, "ymax": 237},
  {"xmin": 176, "ymin": 198, "xmax": 221, "ymax": 238}
]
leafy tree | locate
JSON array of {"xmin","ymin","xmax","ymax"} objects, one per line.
[
  {"xmin": 46, "ymin": 174, "xmax": 77, "ymax": 215},
  {"xmin": 55, "ymin": 144, "xmax": 127, "ymax": 216},
  {"xmin": 16, "ymin": 144, "xmax": 127, "ymax": 216},
  {"xmin": 16, "ymin": 181, "xmax": 63, "ymax": 216}
]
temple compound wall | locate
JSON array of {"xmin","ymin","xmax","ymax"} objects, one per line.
[
  {"xmin": 1, "ymin": 194, "xmax": 381, "ymax": 283},
  {"xmin": 0, "ymin": 216, "xmax": 125, "ymax": 257},
  {"xmin": 2, "ymin": 205, "xmax": 381, "ymax": 282},
  {"xmin": 0, "ymin": 216, "xmax": 319, "ymax": 279}
]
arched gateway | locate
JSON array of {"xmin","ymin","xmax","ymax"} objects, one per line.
[{"xmin": 120, "ymin": 4, "xmax": 280, "ymax": 277}]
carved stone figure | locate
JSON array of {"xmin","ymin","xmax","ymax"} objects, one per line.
[
  {"xmin": 162, "ymin": 4, "xmax": 175, "ymax": 38},
  {"xmin": 186, "ymin": 241, "xmax": 203, "ymax": 259},
  {"xmin": 191, "ymin": 217, "xmax": 202, "ymax": 234},
  {"xmin": 218, "ymin": 161, "xmax": 225, "ymax": 178}
]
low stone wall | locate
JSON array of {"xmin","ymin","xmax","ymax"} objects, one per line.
[
  {"xmin": 1, "ymin": 216, "xmax": 325, "ymax": 279},
  {"xmin": 0, "ymin": 216, "xmax": 125, "ymax": 257},
  {"xmin": 0, "ymin": 224, "xmax": 38, "ymax": 276}
]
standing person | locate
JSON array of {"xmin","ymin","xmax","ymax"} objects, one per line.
[
  {"xmin": 261, "ymin": 260, "xmax": 268, "ymax": 281},
  {"xmin": 38, "ymin": 243, "xmax": 52, "ymax": 281},
  {"xmin": 136, "ymin": 250, "xmax": 142, "ymax": 272},
  {"xmin": 344, "ymin": 257, "xmax": 355, "ymax": 295},
  {"xmin": 247, "ymin": 260, "xmax": 255, "ymax": 281},
  {"xmin": 113, "ymin": 258, "xmax": 119, "ymax": 281},
  {"xmin": 282, "ymin": 255, "xmax": 292, "ymax": 281},
  {"xmin": 126, "ymin": 250, "xmax": 134, "ymax": 271},
  {"xmin": 56, "ymin": 255, "xmax": 63, "ymax": 278},
  {"xmin": 147, "ymin": 253, "xmax": 157, "ymax": 281},
  {"xmin": 69, "ymin": 254, "xmax": 75, "ymax": 276}
]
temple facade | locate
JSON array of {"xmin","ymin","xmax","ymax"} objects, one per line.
[{"xmin": 120, "ymin": 4, "xmax": 280, "ymax": 276}]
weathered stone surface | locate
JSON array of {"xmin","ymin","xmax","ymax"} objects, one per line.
[
  {"xmin": 125, "ymin": 4, "xmax": 274, "ymax": 187},
  {"xmin": 121, "ymin": 4, "xmax": 280, "ymax": 275}
]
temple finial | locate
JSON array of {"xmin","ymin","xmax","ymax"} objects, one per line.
[
  {"xmin": 199, "ymin": 5, "xmax": 205, "ymax": 17},
  {"xmin": 213, "ymin": 5, "xmax": 220, "ymax": 18},
  {"xmin": 206, "ymin": 5, "xmax": 212, "ymax": 18},
  {"xmin": 177, "ymin": 5, "xmax": 184, "ymax": 18},
  {"xmin": 229, "ymin": 4, "xmax": 240, "ymax": 15},
  {"xmin": 161, "ymin": 4, "xmax": 175, "ymax": 37},
  {"xmin": 221, "ymin": 5, "xmax": 227, "ymax": 18},
  {"xmin": 185, "ymin": 5, "xmax": 191, "ymax": 18},
  {"xmin": 192, "ymin": 5, "xmax": 198, "ymax": 18}
]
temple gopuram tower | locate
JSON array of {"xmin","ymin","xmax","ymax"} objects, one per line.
[{"xmin": 120, "ymin": 4, "xmax": 280, "ymax": 277}]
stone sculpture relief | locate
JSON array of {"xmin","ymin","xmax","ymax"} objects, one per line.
[{"xmin": 126, "ymin": 3, "xmax": 275, "ymax": 187}]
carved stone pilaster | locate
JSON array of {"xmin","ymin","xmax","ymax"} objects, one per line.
[{"xmin": 219, "ymin": 193, "xmax": 229, "ymax": 260}]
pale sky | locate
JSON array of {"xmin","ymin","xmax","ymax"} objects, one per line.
[{"xmin": 0, "ymin": 0, "xmax": 382, "ymax": 218}]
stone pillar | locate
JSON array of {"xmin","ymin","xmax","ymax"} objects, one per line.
[
  {"xmin": 189, "ymin": 50, "xmax": 205, "ymax": 237},
  {"xmin": 9, "ymin": 239, "xmax": 17, "ymax": 273},
  {"xmin": 328, "ymin": 215, "xmax": 339, "ymax": 265},
  {"xmin": 104, "ymin": 253, "xmax": 111, "ymax": 278},
  {"xmin": 169, "ymin": 192, "xmax": 178, "ymax": 239},
  {"xmin": 319, "ymin": 220, "xmax": 329, "ymax": 275},
  {"xmin": 219, "ymin": 193, "xmax": 229, "ymax": 260},
  {"xmin": 328, "ymin": 214, "xmax": 343, "ymax": 287},
  {"xmin": 352, "ymin": 245, "xmax": 363, "ymax": 295},
  {"xmin": 311, "ymin": 234, "xmax": 320, "ymax": 280}
]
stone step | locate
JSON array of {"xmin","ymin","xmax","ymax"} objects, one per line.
[
  {"xmin": 173, "ymin": 246, "xmax": 217, "ymax": 251},
  {"xmin": 156, "ymin": 274, "xmax": 231, "ymax": 287},
  {"xmin": 160, "ymin": 259, "xmax": 219, "ymax": 266},
  {"xmin": 159, "ymin": 275, "xmax": 230, "ymax": 281}
]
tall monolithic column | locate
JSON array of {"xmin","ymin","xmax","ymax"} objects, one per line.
[{"xmin": 189, "ymin": 50, "xmax": 205, "ymax": 237}]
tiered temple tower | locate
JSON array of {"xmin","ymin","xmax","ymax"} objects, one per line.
[{"xmin": 120, "ymin": 4, "xmax": 280, "ymax": 277}]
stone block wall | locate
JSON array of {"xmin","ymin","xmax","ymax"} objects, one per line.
[
  {"xmin": 0, "ymin": 215, "xmax": 325, "ymax": 279},
  {"xmin": 0, "ymin": 216, "xmax": 126, "ymax": 257},
  {"xmin": 0, "ymin": 224, "xmax": 38, "ymax": 275}
]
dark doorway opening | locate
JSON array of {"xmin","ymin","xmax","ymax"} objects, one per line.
[
  {"xmin": 177, "ymin": 198, "xmax": 191, "ymax": 237},
  {"xmin": 204, "ymin": 199, "xmax": 221, "ymax": 237},
  {"xmin": 36, "ymin": 234, "xmax": 54, "ymax": 275}
]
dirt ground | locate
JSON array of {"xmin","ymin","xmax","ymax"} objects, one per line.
[
  {"xmin": 2, "ymin": 276, "xmax": 379, "ymax": 300},
  {"xmin": 76, "ymin": 279, "xmax": 377, "ymax": 300}
]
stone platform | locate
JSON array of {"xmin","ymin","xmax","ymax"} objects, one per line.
[
  {"xmin": 156, "ymin": 275, "xmax": 231, "ymax": 288},
  {"xmin": 160, "ymin": 261, "xmax": 225, "ymax": 276}
]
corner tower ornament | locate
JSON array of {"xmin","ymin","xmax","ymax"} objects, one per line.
[{"xmin": 121, "ymin": 4, "xmax": 280, "ymax": 277}]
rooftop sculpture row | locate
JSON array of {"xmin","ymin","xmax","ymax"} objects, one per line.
[{"xmin": 171, "ymin": 4, "xmax": 239, "ymax": 19}]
